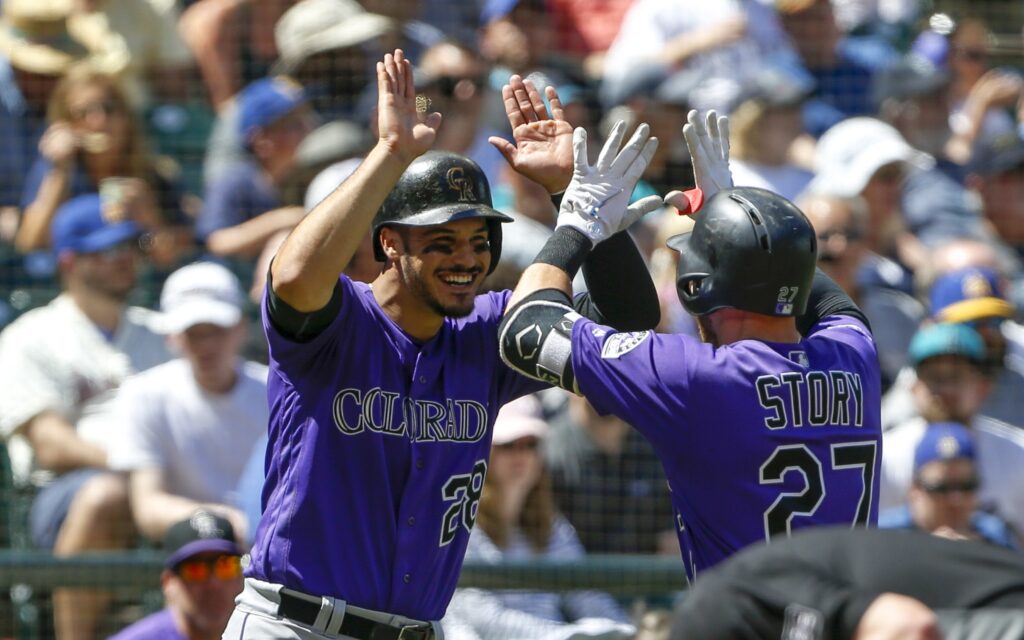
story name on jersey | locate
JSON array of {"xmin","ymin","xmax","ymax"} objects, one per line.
[
  {"xmin": 332, "ymin": 387, "xmax": 489, "ymax": 443},
  {"xmin": 755, "ymin": 371, "xmax": 864, "ymax": 430}
]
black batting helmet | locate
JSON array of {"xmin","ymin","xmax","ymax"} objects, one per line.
[
  {"xmin": 668, "ymin": 187, "xmax": 817, "ymax": 317},
  {"xmin": 372, "ymin": 151, "xmax": 513, "ymax": 274}
]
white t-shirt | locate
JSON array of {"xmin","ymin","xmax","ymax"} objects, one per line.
[
  {"xmin": 880, "ymin": 415, "xmax": 1024, "ymax": 534},
  {"xmin": 0, "ymin": 294, "xmax": 171, "ymax": 486},
  {"xmin": 107, "ymin": 358, "xmax": 269, "ymax": 504}
]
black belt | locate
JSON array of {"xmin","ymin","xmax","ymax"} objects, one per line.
[{"xmin": 278, "ymin": 590, "xmax": 434, "ymax": 640}]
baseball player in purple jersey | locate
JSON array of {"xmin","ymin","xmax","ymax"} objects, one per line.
[
  {"xmin": 498, "ymin": 111, "xmax": 883, "ymax": 582},
  {"xmin": 223, "ymin": 50, "xmax": 662, "ymax": 639}
]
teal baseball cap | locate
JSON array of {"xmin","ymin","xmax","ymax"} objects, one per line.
[{"xmin": 908, "ymin": 323, "xmax": 985, "ymax": 368}]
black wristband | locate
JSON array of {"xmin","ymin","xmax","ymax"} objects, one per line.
[
  {"xmin": 534, "ymin": 226, "xmax": 593, "ymax": 280},
  {"xmin": 550, "ymin": 191, "xmax": 565, "ymax": 210}
]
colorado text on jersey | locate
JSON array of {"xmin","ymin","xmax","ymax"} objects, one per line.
[{"xmin": 332, "ymin": 387, "xmax": 489, "ymax": 442}]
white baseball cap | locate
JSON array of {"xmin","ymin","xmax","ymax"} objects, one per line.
[
  {"xmin": 492, "ymin": 395, "xmax": 548, "ymax": 446},
  {"xmin": 160, "ymin": 262, "xmax": 244, "ymax": 334},
  {"xmin": 805, "ymin": 117, "xmax": 934, "ymax": 198}
]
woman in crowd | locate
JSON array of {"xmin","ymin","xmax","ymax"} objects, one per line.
[{"xmin": 15, "ymin": 65, "xmax": 194, "ymax": 267}]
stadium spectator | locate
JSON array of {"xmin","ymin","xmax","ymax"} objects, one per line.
[
  {"xmin": 873, "ymin": 53, "xmax": 995, "ymax": 247},
  {"xmin": 0, "ymin": 0, "xmax": 127, "ymax": 211},
  {"xmin": 418, "ymin": 40, "xmax": 505, "ymax": 187},
  {"xmin": 109, "ymin": 512, "xmax": 244, "ymax": 640},
  {"xmin": 913, "ymin": 15, "xmax": 1022, "ymax": 164},
  {"xmin": 443, "ymin": 395, "xmax": 636, "ymax": 640},
  {"xmin": 69, "ymin": 0, "xmax": 193, "ymax": 108},
  {"xmin": 726, "ymin": 68, "xmax": 814, "ymax": 202},
  {"xmin": 776, "ymin": 0, "xmax": 880, "ymax": 137},
  {"xmin": 880, "ymin": 322, "xmax": 1024, "ymax": 536},
  {"xmin": 177, "ymin": 0, "xmax": 291, "ymax": 110},
  {"xmin": 600, "ymin": 0, "xmax": 797, "ymax": 113},
  {"xmin": 16, "ymin": 66, "xmax": 194, "ymax": 267},
  {"xmin": 545, "ymin": 394, "xmax": 676, "ymax": 556},
  {"xmin": 807, "ymin": 117, "xmax": 932, "ymax": 276},
  {"xmin": 878, "ymin": 421, "xmax": 1019, "ymax": 549},
  {"xmin": 198, "ymin": 76, "xmax": 312, "ymax": 258},
  {"xmin": 106, "ymin": 261, "xmax": 266, "ymax": 544},
  {"xmin": 669, "ymin": 526, "xmax": 1024, "ymax": 640},
  {"xmin": 200, "ymin": 0, "xmax": 390, "ymax": 186},
  {"xmin": 967, "ymin": 132, "xmax": 1024, "ymax": 270},
  {"xmin": 0, "ymin": 194, "xmax": 172, "ymax": 640},
  {"xmin": 883, "ymin": 266, "xmax": 1024, "ymax": 430},
  {"xmin": 800, "ymin": 191, "xmax": 924, "ymax": 388}
]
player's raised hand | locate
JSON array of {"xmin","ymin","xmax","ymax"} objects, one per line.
[
  {"xmin": 665, "ymin": 109, "xmax": 733, "ymax": 214},
  {"xmin": 375, "ymin": 49, "xmax": 442, "ymax": 164},
  {"xmin": 555, "ymin": 120, "xmax": 661, "ymax": 245},
  {"xmin": 489, "ymin": 75, "xmax": 574, "ymax": 194}
]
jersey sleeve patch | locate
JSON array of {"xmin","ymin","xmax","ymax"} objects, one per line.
[{"xmin": 600, "ymin": 331, "xmax": 651, "ymax": 359}]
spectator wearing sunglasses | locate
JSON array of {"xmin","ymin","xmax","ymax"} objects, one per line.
[
  {"xmin": 879, "ymin": 421, "xmax": 1018, "ymax": 549},
  {"xmin": 110, "ymin": 511, "xmax": 244, "ymax": 640},
  {"xmin": 801, "ymin": 191, "xmax": 925, "ymax": 389},
  {"xmin": 880, "ymin": 322, "xmax": 1024, "ymax": 538}
]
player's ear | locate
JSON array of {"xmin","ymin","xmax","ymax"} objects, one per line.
[{"xmin": 379, "ymin": 227, "xmax": 402, "ymax": 261}]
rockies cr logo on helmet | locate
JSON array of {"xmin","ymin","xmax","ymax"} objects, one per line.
[{"xmin": 446, "ymin": 167, "xmax": 476, "ymax": 203}]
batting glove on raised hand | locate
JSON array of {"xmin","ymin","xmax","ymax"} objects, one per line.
[
  {"xmin": 665, "ymin": 109, "xmax": 733, "ymax": 213},
  {"xmin": 556, "ymin": 120, "xmax": 661, "ymax": 245}
]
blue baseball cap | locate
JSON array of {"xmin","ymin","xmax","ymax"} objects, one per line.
[
  {"xmin": 908, "ymin": 323, "xmax": 985, "ymax": 367},
  {"xmin": 930, "ymin": 267, "xmax": 1015, "ymax": 324},
  {"xmin": 914, "ymin": 422, "xmax": 975, "ymax": 472},
  {"xmin": 51, "ymin": 194, "xmax": 141, "ymax": 254},
  {"xmin": 481, "ymin": 0, "xmax": 545, "ymax": 24},
  {"xmin": 238, "ymin": 76, "xmax": 308, "ymax": 143}
]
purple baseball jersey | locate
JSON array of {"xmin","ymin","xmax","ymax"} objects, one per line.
[
  {"xmin": 248, "ymin": 276, "xmax": 542, "ymax": 621},
  {"xmin": 571, "ymin": 316, "xmax": 882, "ymax": 580}
]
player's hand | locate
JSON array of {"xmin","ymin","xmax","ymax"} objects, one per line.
[
  {"xmin": 375, "ymin": 49, "xmax": 442, "ymax": 164},
  {"xmin": 556, "ymin": 120, "xmax": 661, "ymax": 244},
  {"xmin": 665, "ymin": 110, "xmax": 733, "ymax": 212},
  {"xmin": 489, "ymin": 75, "xmax": 574, "ymax": 194}
]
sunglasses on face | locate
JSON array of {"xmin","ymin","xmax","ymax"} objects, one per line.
[
  {"xmin": 175, "ymin": 554, "xmax": 242, "ymax": 583},
  {"xmin": 917, "ymin": 478, "xmax": 979, "ymax": 495},
  {"xmin": 70, "ymin": 98, "xmax": 121, "ymax": 122},
  {"xmin": 427, "ymin": 75, "xmax": 485, "ymax": 99}
]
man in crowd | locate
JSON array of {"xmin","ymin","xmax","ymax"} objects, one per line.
[
  {"xmin": 110, "ymin": 512, "xmax": 244, "ymax": 640},
  {"xmin": 0, "ymin": 194, "xmax": 171, "ymax": 639}
]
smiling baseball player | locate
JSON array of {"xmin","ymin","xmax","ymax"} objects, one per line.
[
  {"xmin": 498, "ymin": 110, "xmax": 883, "ymax": 581},
  {"xmin": 223, "ymin": 50, "xmax": 662, "ymax": 639}
]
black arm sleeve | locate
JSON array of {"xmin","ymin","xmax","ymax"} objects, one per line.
[
  {"xmin": 796, "ymin": 268, "xmax": 872, "ymax": 337},
  {"xmin": 265, "ymin": 268, "xmax": 343, "ymax": 342},
  {"xmin": 576, "ymin": 231, "xmax": 660, "ymax": 331}
]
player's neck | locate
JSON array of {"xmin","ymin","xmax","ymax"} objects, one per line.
[
  {"xmin": 67, "ymin": 286, "xmax": 124, "ymax": 334},
  {"xmin": 712, "ymin": 311, "xmax": 801, "ymax": 346},
  {"xmin": 372, "ymin": 272, "xmax": 445, "ymax": 342}
]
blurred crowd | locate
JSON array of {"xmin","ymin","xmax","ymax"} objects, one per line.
[{"xmin": 0, "ymin": 0, "xmax": 1021, "ymax": 638}]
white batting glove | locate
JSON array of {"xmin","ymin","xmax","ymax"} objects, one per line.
[
  {"xmin": 665, "ymin": 109, "xmax": 733, "ymax": 212},
  {"xmin": 556, "ymin": 120, "xmax": 661, "ymax": 244}
]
